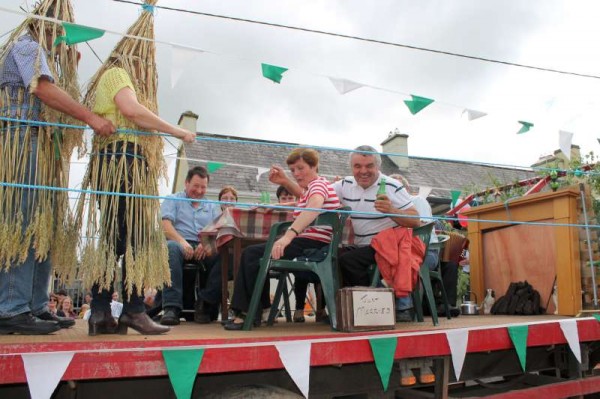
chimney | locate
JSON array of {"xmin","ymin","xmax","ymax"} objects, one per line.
[
  {"xmin": 381, "ymin": 129, "xmax": 409, "ymax": 169},
  {"xmin": 178, "ymin": 110, "xmax": 199, "ymax": 133}
]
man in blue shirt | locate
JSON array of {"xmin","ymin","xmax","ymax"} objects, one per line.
[
  {"xmin": 0, "ymin": 2, "xmax": 115, "ymax": 335},
  {"xmin": 160, "ymin": 166, "xmax": 222, "ymax": 325}
]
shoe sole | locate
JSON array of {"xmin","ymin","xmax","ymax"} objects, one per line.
[
  {"xmin": 0, "ymin": 326, "xmax": 61, "ymax": 335},
  {"xmin": 160, "ymin": 319, "xmax": 180, "ymax": 326}
]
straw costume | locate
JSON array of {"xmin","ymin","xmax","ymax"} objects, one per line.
[
  {"xmin": 0, "ymin": 1, "xmax": 82, "ymax": 274},
  {"xmin": 76, "ymin": 0, "xmax": 170, "ymax": 304}
]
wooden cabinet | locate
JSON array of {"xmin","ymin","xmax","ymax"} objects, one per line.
[{"xmin": 462, "ymin": 187, "xmax": 582, "ymax": 316}]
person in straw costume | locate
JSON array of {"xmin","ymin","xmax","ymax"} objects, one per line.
[
  {"xmin": 0, "ymin": 0, "xmax": 115, "ymax": 335},
  {"xmin": 76, "ymin": 0, "xmax": 195, "ymax": 336}
]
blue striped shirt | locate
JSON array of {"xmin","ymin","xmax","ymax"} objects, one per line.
[{"xmin": 0, "ymin": 34, "xmax": 54, "ymax": 121}]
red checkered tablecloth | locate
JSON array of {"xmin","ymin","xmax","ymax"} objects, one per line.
[{"xmin": 200, "ymin": 206, "xmax": 354, "ymax": 254}]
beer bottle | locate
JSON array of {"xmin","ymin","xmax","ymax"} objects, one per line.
[{"xmin": 377, "ymin": 178, "xmax": 387, "ymax": 199}]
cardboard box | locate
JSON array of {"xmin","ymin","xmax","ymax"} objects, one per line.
[{"xmin": 336, "ymin": 287, "xmax": 396, "ymax": 332}]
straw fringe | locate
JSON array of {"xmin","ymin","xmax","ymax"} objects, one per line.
[
  {"xmin": 76, "ymin": 0, "xmax": 170, "ymax": 295},
  {"xmin": 0, "ymin": 0, "xmax": 82, "ymax": 271}
]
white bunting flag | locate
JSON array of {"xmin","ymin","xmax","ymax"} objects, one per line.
[
  {"xmin": 22, "ymin": 352, "xmax": 75, "ymax": 399},
  {"xmin": 462, "ymin": 109, "xmax": 487, "ymax": 121},
  {"xmin": 418, "ymin": 186, "xmax": 432, "ymax": 199},
  {"xmin": 275, "ymin": 341, "xmax": 311, "ymax": 398},
  {"xmin": 256, "ymin": 167, "xmax": 270, "ymax": 182},
  {"xmin": 559, "ymin": 130, "xmax": 574, "ymax": 160},
  {"xmin": 559, "ymin": 320, "xmax": 581, "ymax": 363},
  {"xmin": 171, "ymin": 44, "xmax": 201, "ymax": 88},
  {"xmin": 445, "ymin": 330, "xmax": 469, "ymax": 380},
  {"xmin": 329, "ymin": 77, "xmax": 364, "ymax": 95}
]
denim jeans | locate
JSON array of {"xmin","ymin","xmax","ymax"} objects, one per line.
[
  {"xmin": 0, "ymin": 130, "xmax": 52, "ymax": 318},
  {"xmin": 162, "ymin": 240, "xmax": 222, "ymax": 310}
]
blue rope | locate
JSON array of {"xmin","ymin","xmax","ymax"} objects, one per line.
[
  {"xmin": 1, "ymin": 180, "xmax": 599, "ymax": 230},
  {"xmin": 1, "ymin": 115, "xmax": 597, "ymax": 177}
]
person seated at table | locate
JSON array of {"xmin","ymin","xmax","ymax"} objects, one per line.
[
  {"xmin": 160, "ymin": 166, "xmax": 223, "ymax": 325},
  {"xmin": 276, "ymin": 185, "xmax": 297, "ymax": 205},
  {"xmin": 219, "ymin": 185, "xmax": 238, "ymax": 211},
  {"xmin": 224, "ymin": 148, "xmax": 341, "ymax": 330}
]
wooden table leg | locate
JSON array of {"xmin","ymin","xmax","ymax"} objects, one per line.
[{"xmin": 220, "ymin": 244, "xmax": 230, "ymax": 321}]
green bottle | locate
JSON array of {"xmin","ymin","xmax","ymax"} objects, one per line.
[{"xmin": 377, "ymin": 177, "xmax": 387, "ymax": 198}]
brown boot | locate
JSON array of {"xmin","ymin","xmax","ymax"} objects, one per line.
[
  {"xmin": 88, "ymin": 310, "xmax": 118, "ymax": 336},
  {"xmin": 118, "ymin": 312, "xmax": 170, "ymax": 335}
]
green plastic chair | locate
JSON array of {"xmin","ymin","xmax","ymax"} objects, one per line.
[
  {"xmin": 243, "ymin": 207, "xmax": 350, "ymax": 331},
  {"xmin": 428, "ymin": 234, "xmax": 452, "ymax": 321}
]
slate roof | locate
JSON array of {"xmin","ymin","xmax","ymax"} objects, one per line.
[{"xmin": 182, "ymin": 132, "xmax": 537, "ymax": 212}]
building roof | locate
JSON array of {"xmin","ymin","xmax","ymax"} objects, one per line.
[{"xmin": 181, "ymin": 131, "xmax": 537, "ymax": 212}]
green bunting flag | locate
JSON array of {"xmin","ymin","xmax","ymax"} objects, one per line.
[
  {"xmin": 261, "ymin": 63, "xmax": 288, "ymax": 83},
  {"xmin": 450, "ymin": 190, "xmax": 461, "ymax": 208},
  {"xmin": 163, "ymin": 349, "xmax": 205, "ymax": 399},
  {"xmin": 517, "ymin": 121, "xmax": 534, "ymax": 134},
  {"xmin": 207, "ymin": 162, "xmax": 224, "ymax": 173},
  {"xmin": 54, "ymin": 22, "xmax": 105, "ymax": 46},
  {"xmin": 593, "ymin": 314, "xmax": 600, "ymax": 323},
  {"xmin": 403, "ymin": 94, "xmax": 434, "ymax": 115},
  {"xmin": 507, "ymin": 325, "xmax": 528, "ymax": 372},
  {"xmin": 369, "ymin": 337, "xmax": 398, "ymax": 391}
]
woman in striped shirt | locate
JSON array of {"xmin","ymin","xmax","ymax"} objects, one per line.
[{"xmin": 224, "ymin": 148, "xmax": 340, "ymax": 330}]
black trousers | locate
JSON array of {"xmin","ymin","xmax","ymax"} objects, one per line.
[
  {"xmin": 339, "ymin": 245, "xmax": 377, "ymax": 287},
  {"xmin": 91, "ymin": 142, "xmax": 145, "ymax": 314},
  {"xmin": 440, "ymin": 261, "xmax": 458, "ymax": 306},
  {"xmin": 231, "ymin": 238, "xmax": 326, "ymax": 314}
]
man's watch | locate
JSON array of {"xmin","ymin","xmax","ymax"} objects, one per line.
[{"xmin": 288, "ymin": 227, "xmax": 300, "ymax": 236}]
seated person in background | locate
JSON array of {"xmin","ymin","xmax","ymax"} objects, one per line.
[
  {"xmin": 48, "ymin": 295, "xmax": 59, "ymax": 316},
  {"xmin": 224, "ymin": 148, "xmax": 340, "ymax": 330},
  {"xmin": 276, "ymin": 185, "xmax": 297, "ymax": 204},
  {"xmin": 219, "ymin": 186, "xmax": 238, "ymax": 211},
  {"xmin": 332, "ymin": 146, "xmax": 420, "ymax": 322},
  {"xmin": 57, "ymin": 296, "xmax": 78, "ymax": 319},
  {"xmin": 83, "ymin": 292, "xmax": 92, "ymax": 306},
  {"xmin": 110, "ymin": 292, "xmax": 123, "ymax": 319},
  {"xmin": 79, "ymin": 304, "xmax": 90, "ymax": 319},
  {"xmin": 160, "ymin": 166, "xmax": 223, "ymax": 325}
]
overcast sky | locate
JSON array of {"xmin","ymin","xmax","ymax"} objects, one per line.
[{"xmin": 2, "ymin": 0, "xmax": 600, "ymax": 178}]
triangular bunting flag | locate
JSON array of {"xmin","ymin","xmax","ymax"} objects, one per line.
[
  {"xmin": 450, "ymin": 190, "xmax": 461, "ymax": 208},
  {"xmin": 22, "ymin": 352, "xmax": 75, "ymax": 399},
  {"xmin": 559, "ymin": 320, "xmax": 581, "ymax": 363},
  {"xmin": 418, "ymin": 186, "xmax": 432, "ymax": 199},
  {"xmin": 403, "ymin": 95, "xmax": 434, "ymax": 115},
  {"xmin": 517, "ymin": 121, "xmax": 534, "ymax": 134},
  {"xmin": 558, "ymin": 130, "xmax": 574, "ymax": 160},
  {"xmin": 256, "ymin": 167, "xmax": 270, "ymax": 182},
  {"xmin": 275, "ymin": 341, "xmax": 311, "ymax": 398},
  {"xmin": 445, "ymin": 330, "xmax": 469, "ymax": 380},
  {"xmin": 162, "ymin": 349, "xmax": 204, "ymax": 399},
  {"xmin": 462, "ymin": 109, "xmax": 487, "ymax": 121},
  {"xmin": 329, "ymin": 77, "xmax": 364, "ymax": 95},
  {"xmin": 261, "ymin": 63, "xmax": 288, "ymax": 84},
  {"xmin": 368, "ymin": 337, "xmax": 397, "ymax": 391},
  {"xmin": 507, "ymin": 325, "xmax": 528, "ymax": 372},
  {"xmin": 54, "ymin": 22, "xmax": 105, "ymax": 46},
  {"xmin": 171, "ymin": 45, "xmax": 201, "ymax": 88},
  {"xmin": 207, "ymin": 162, "xmax": 224, "ymax": 173},
  {"xmin": 594, "ymin": 314, "xmax": 600, "ymax": 322}
]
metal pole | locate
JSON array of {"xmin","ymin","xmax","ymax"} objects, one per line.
[{"xmin": 579, "ymin": 183, "xmax": 599, "ymax": 308}]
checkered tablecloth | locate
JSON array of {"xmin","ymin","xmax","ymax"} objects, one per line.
[{"xmin": 200, "ymin": 206, "xmax": 354, "ymax": 254}]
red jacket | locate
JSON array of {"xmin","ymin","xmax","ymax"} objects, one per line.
[{"xmin": 371, "ymin": 227, "xmax": 426, "ymax": 298}]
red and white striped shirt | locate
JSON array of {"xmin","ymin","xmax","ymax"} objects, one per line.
[{"xmin": 293, "ymin": 177, "xmax": 341, "ymax": 243}]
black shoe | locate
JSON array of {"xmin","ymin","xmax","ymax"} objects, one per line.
[
  {"xmin": 0, "ymin": 312, "xmax": 60, "ymax": 335},
  {"xmin": 194, "ymin": 300, "xmax": 212, "ymax": 324},
  {"xmin": 223, "ymin": 318, "xmax": 260, "ymax": 331},
  {"xmin": 396, "ymin": 308, "xmax": 415, "ymax": 323},
  {"xmin": 36, "ymin": 311, "xmax": 75, "ymax": 328},
  {"xmin": 88, "ymin": 310, "xmax": 118, "ymax": 336},
  {"xmin": 437, "ymin": 305, "xmax": 460, "ymax": 318},
  {"xmin": 160, "ymin": 307, "xmax": 181, "ymax": 326}
]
